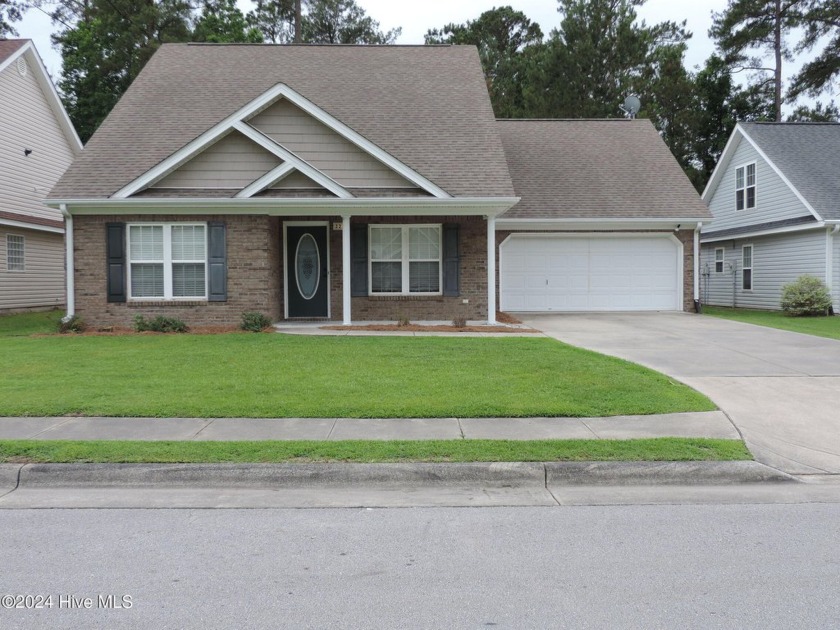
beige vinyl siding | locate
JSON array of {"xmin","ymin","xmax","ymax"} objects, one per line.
[
  {"xmin": 248, "ymin": 99, "xmax": 414, "ymax": 189},
  {"xmin": 0, "ymin": 54, "xmax": 74, "ymax": 222},
  {"xmin": 706, "ymin": 137, "xmax": 813, "ymax": 233},
  {"xmin": 0, "ymin": 226, "xmax": 64, "ymax": 310},
  {"xmin": 271, "ymin": 170, "xmax": 324, "ymax": 190},
  {"xmin": 156, "ymin": 131, "xmax": 281, "ymax": 189},
  {"xmin": 700, "ymin": 230, "xmax": 825, "ymax": 309}
]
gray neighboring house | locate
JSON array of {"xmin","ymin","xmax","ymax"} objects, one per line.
[
  {"xmin": 0, "ymin": 39, "xmax": 83, "ymax": 313},
  {"xmin": 47, "ymin": 44, "xmax": 709, "ymax": 327},
  {"xmin": 700, "ymin": 122, "xmax": 840, "ymax": 311}
]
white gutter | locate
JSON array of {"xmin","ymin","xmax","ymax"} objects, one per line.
[
  {"xmin": 496, "ymin": 218, "xmax": 707, "ymax": 231},
  {"xmin": 0, "ymin": 217, "xmax": 64, "ymax": 234},
  {"xmin": 59, "ymin": 204, "xmax": 74, "ymax": 320},
  {"xmin": 701, "ymin": 221, "xmax": 825, "ymax": 243},
  {"xmin": 694, "ymin": 222, "xmax": 702, "ymax": 307}
]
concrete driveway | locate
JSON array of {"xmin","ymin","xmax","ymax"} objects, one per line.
[{"xmin": 520, "ymin": 312, "xmax": 840, "ymax": 475}]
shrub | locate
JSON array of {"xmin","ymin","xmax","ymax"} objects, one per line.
[
  {"xmin": 134, "ymin": 314, "xmax": 188, "ymax": 333},
  {"xmin": 57, "ymin": 314, "xmax": 85, "ymax": 334},
  {"xmin": 780, "ymin": 275, "xmax": 833, "ymax": 316},
  {"xmin": 241, "ymin": 311, "xmax": 272, "ymax": 332},
  {"xmin": 396, "ymin": 314, "xmax": 411, "ymax": 327},
  {"xmin": 452, "ymin": 316, "xmax": 467, "ymax": 328}
]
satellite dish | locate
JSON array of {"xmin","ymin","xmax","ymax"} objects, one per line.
[{"xmin": 622, "ymin": 95, "xmax": 641, "ymax": 119}]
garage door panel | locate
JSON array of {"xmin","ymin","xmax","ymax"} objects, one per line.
[{"xmin": 501, "ymin": 235, "xmax": 680, "ymax": 312}]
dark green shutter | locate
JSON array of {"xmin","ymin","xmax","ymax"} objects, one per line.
[
  {"xmin": 207, "ymin": 222, "xmax": 227, "ymax": 302},
  {"xmin": 106, "ymin": 222, "xmax": 126, "ymax": 303},
  {"xmin": 351, "ymin": 223, "xmax": 368, "ymax": 297},
  {"xmin": 442, "ymin": 223, "xmax": 460, "ymax": 297}
]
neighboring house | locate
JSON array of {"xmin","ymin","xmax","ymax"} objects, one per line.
[
  {"xmin": 700, "ymin": 122, "xmax": 840, "ymax": 311},
  {"xmin": 47, "ymin": 44, "xmax": 710, "ymax": 327},
  {"xmin": 0, "ymin": 39, "xmax": 83, "ymax": 312}
]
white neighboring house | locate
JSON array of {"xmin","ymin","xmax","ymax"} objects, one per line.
[
  {"xmin": 700, "ymin": 122, "xmax": 840, "ymax": 312},
  {"xmin": 0, "ymin": 39, "xmax": 82, "ymax": 313}
]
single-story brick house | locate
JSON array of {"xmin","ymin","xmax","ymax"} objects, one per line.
[{"xmin": 47, "ymin": 44, "xmax": 711, "ymax": 326}]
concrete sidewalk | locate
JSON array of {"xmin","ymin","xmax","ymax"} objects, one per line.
[{"xmin": 0, "ymin": 411, "xmax": 739, "ymax": 442}]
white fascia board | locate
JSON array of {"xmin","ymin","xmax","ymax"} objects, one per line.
[
  {"xmin": 51, "ymin": 196, "xmax": 519, "ymax": 217},
  {"xmin": 272, "ymin": 84, "xmax": 451, "ymax": 198},
  {"xmin": 232, "ymin": 122, "xmax": 353, "ymax": 199},
  {"xmin": 235, "ymin": 162, "xmax": 297, "ymax": 198},
  {"xmin": 0, "ymin": 217, "xmax": 64, "ymax": 234},
  {"xmin": 701, "ymin": 124, "xmax": 743, "ymax": 201},
  {"xmin": 496, "ymin": 218, "xmax": 706, "ymax": 231},
  {"xmin": 0, "ymin": 42, "xmax": 83, "ymax": 155},
  {"xmin": 737, "ymin": 126, "xmax": 823, "ymax": 221},
  {"xmin": 700, "ymin": 221, "xmax": 825, "ymax": 243}
]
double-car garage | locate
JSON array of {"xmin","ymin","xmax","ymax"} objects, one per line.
[{"xmin": 499, "ymin": 234, "xmax": 683, "ymax": 312}]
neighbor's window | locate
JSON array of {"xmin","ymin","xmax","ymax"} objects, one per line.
[
  {"xmin": 127, "ymin": 223, "xmax": 206, "ymax": 299},
  {"xmin": 742, "ymin": 245, "xmax": 753, "ymax": 291},
  {"xmin": 736, "ymin": 163, "xmax": 756, "ymax": 210},
  {"xmin": 369, "ymin": 225, "xmax": 441, "ymax": 295},
  {"xmin": 714, "ymin": 248, "xmax": 724, "ymax": 274},
  {"xmin": 6, "ymin": 234, "xmax": 24, "ymax": 271}
]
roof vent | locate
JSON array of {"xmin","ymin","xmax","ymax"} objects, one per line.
[{"xmin": 16, "ymin": 57, "xmax": 28, "ymax": 77}]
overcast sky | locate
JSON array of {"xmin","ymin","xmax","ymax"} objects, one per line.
[{"xmin": 16, "ymin": 0, "xmax": 810, "ymax": 100}]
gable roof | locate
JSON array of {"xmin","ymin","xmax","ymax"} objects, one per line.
[
  {"xmin": 497, "ymin": 119, "xmax": 711, "ymax": 220},
  {"xmin": 0, "ymin": 39, "xmax": 83, "ymax": 156},
  {"xmin": 50, "ymin": 44, "xmax": 515, "ymax": 200},
  {"xmin": 736, "ymin": 122, "xmax": 840, "ymax": 221}
]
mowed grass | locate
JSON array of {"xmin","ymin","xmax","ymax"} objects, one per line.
[
  {"xmin": 0, "ymin": 333, "xmax": 715, "ymax": 418},
  {"xmin": 703, "ymin": 306, "xmax": 840, "ymax": 341},
  {"xmin": 0, "ymin": 438, "xmax": 750, "ymax": 463},
  {"xmin": 0, "ymin": 309, "xmax": 62, "ymax": 337}
]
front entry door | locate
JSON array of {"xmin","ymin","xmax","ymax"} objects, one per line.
[{"xmin": 286, "ymin": 225, "xmax": 329, "ymax": 318}]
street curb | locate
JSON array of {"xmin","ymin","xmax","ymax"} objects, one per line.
[
  {"xmin": 12, "ymin": 461, "xmax": 797, "ymax": 490},
  {"xmin": 545, "ymin": 461, "xmax": 797, "ymax": 486},
  {"xmin": 0, "ymin": 464, "xmax": 22, "ymax": 493}
]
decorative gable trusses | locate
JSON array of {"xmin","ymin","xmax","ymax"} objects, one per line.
[{"xmin": 113, "ymin": 83, "xmax": 451, "ymax": 200}]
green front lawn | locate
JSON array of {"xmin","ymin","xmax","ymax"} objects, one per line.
[
  {"xmin": 0, "ymin": 438, "xmax": 750, "ymax": 463},
  {"xmin": 0, "ymin": 332, "xmax": 714, "ymax": 418},
  {"xmin": 0, "ymin": 309, "xmax": 62, "ymax": 337},
  {"xmin": 703, "ymin": 306, "xmax": 840, "ymax": 341}
]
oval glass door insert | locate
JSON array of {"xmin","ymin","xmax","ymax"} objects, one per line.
[{"xmin": 295, "ymin": 233, "xmax": 320, "ymax": 300}]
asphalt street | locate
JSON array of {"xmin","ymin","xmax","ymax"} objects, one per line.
[{"xmin": 1, "ymin": 504, "xmax": 839, "ymax": 629}]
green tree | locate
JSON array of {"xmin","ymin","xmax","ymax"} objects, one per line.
[
  {"xmin": 709, "ymin": 0, "xmax": 810, "ymax": 121},
  {"xmin": 302, "ymin": 0, "xmax": 400, "ymax": 44},
  {"xmin": 52, "ymin": 0, "xmax": 193, "ymax": 142},
  {"xmin": 788, "ymin": 1, "xmax": 840, "ymax": 100},
  {"xmin": 425, "ymin": 6, "xmax": 543, "ymax": 118},
  {"xmin": 247, "ymin": 0, "xmax": 296, "ymax": 43},
  {"xmin": 1, "ymin": 1, "xmax": 27, "ymax": 36},
  {"xmin": 787, "ymin": 101, "xmax": 840, "ymax": 122},
  {"xmin": 192, "ymin": 0, "xmax": 262, "ymax": 43}
]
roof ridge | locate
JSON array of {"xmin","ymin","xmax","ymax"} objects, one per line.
[
  {"xmin": 182, "ymin": 42, "xmax": 455, "ymax": 48},
  {"xmin": 498, "ymin": 118, "xmax": 634, "ymax": 122}
]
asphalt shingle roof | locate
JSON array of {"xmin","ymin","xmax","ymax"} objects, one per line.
[
  {"xmin": 0, "ymin": 39, "xmax": 28, "ymax": 65},
  {"xmin": 50, "ymin": 44, "xmax": 515, "ymax": 200},
  {"xmin": 498, "ymin": 119, "xmax": 711, "ymax": 220},
  {"xmin": 739, "ymin": 122, "xmax": 840, "ymax": 221}
]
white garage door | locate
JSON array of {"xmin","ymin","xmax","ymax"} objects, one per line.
[{"xmin": 500, "ymin": 235, "xmax": 681, "ymax": 312}]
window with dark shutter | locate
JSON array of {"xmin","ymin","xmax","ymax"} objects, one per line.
[
  {"xmin": 442, "ymin": 223, "xmax": 460, "ymax": 297},
  {"xmin": 106, "ymin": 223, "xmax": 126, "ymax": 303},
  {"xmin": 351, "ymin": 223, "xmax": 368, "ymax": 297},
  {"xmin": 207, "ymin": 222, "xmax": 227, "ymax": 302}
]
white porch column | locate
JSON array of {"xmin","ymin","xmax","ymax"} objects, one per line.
[
  {"xmin": 694, "ymin": 222, "xmax": 701, "ymax": 307},
  {"xmin": 342, "ymin": 214, "xmax": 352, "ymax": 325},
  {"xmin": 487, "ymin": 215, "xmax": 496, "ymax": 324},
  {"xmin": 60, "ymin": 204, "xmax": 75, "ymax": 319}
]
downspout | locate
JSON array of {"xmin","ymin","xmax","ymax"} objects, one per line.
[
  {"xmin": 694, "ymin": 222, "xmax": 702, "ymax": 312},
  {"xmin": 60, "ymin": 204, "xmax": 74, "ymax": 320}
]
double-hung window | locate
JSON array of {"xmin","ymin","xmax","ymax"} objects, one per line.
[
  {"xmin": 742, "ymin": 245, "xmax": 753, "ymax": 291},
  {"xmin": 127, "ymin": 224, "xmax": 207, "ymax": 299},
  {"xmin": 6, "ymin": 234, "xmax": 24, "ymax": 271},
  {"xmin": 369, "ymin": 225, "xmax": 441, "ymax": 295},
  {"xmin": 714, "ymin": 248, "xmax": 724, "ymax": 273},
  {"xmin": 735, "ymin": 163, "xmax": 756, "ymax": 210}
]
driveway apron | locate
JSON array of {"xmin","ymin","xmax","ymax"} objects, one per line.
[{"xmin": 521, "ymin": 312, "xmax": 840, "ymax": 475}]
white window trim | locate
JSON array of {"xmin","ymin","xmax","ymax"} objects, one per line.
[
  {"xmin": 742, "ymin": 244, "xmax": 754, "ymax": 292},
  {"xmin": 127, "ymin": 223, "xmax": 208, "ymax": 301},
  {"xmin": 714, "ymin": 247, "xmax": 725, "ymax": 274},
  {"xmin": 6, "ymin": 234, "xmax": 25, "ymax": 272},
  {"xmin": 735, "ymin": 161, "xmax": 757, "ymax": 211},
  {"xmin": 368, "ymin": 224, "xmax": 443, "ymax": 296}
]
